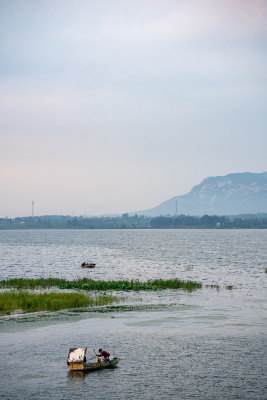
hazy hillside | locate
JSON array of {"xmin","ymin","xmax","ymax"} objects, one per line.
[{"xmin": 134, "ymin": 172, "xmax": 267, "ymax": 216}]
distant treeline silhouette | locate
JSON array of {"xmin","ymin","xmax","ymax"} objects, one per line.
[{"xmin": 1, "ymin": 213, "xmax": 267, "ymax": 229}]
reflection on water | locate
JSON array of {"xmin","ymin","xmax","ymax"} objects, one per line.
[{"xmin": 68, "ymin": 371, "xmax": 86, "ymax": 378}]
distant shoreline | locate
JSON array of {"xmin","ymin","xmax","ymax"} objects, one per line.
[
  {"xmin": 1, "ymin": 214, "xmax": 267, "ymax": 229},
  {"xmin": 1, "ymin": 227, "xmax": 267, "ymax": 230}
]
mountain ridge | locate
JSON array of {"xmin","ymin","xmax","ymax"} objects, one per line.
[{"xmin": 132, "ymin": 171, "xmax": 267, "ymax": 216}]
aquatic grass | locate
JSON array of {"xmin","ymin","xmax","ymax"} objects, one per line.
[
  {"xmin": 0, "ymin": 291, "xmax": 119, "ymax": 314},
  {"xmin": 225, "ymin": 285, "xmax": 233, "ymax": 290},
  {"xmin": 0, "ymin": 277, "xmax": 202, "ymax": 291},
  {"xmin": 143, "ymin": 278, "xmax": 202, "ymax": 291},
  {"xmin": 205, "ymin": 284, "xmax": 220, "ymax": 290},
  {"xmin": 0, "ymin": 277, "xmax": 67, "ymax": 290}
]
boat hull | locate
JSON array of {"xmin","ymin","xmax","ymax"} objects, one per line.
[
  {"xmin": 80, "ymin": 263, "xmax": 96, "ymax": 268},
  {"xmin": 68, "ymin": 358, "xmax": 120, "ymax": 372}
]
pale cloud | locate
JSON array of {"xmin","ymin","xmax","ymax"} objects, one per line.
[{"xmin": 59, "ymin": 0, "xmax": 267, "ymax": 46}]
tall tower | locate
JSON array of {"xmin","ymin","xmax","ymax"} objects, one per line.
[{"xmin": 32, "ymin": 201, "xmax": 35, "ymax": 217}]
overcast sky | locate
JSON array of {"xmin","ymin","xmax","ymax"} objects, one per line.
[{"xmin": 0, "ymin": 0, "xmax": 266, "ymax": 217}]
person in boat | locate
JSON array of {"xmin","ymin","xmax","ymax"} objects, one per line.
[
  {"xmin": 98, "ymin": 349, "xmax": 110, "ymax": 361},
  {"xmin": 81, "ymin": 262, "xmax": 86, "ymax": 266}
]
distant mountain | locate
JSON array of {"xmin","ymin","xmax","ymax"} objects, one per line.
[{"xmin": 133, "ymin": 172, "xmax": 267, "ymax": 216}]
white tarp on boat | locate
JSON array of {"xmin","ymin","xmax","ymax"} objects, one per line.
[{"xmin": 67, "ymin": 347, "xmax": 87, "ymax": 363}]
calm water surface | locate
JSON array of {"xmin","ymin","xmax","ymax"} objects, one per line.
[{"xmin": 0, "ymin": 229, "xmax": 266, "ymax": 399}]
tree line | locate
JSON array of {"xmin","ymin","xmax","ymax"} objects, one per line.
[{"xmin": 0, "ymin": 213, "xmax": 267, "ymax": 229}]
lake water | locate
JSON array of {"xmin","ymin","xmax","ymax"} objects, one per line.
[{"xmin": 0, "ymin": 229, "xmax": 266, "ymax": 399}]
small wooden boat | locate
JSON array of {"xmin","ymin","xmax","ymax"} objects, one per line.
[
  {"xmin": 80, "ymin": 263, "xmax": 96, "ymax": 268},
  {"xmin": 67, "ymin": 348, "xmax": 120, "ymax": 372}
]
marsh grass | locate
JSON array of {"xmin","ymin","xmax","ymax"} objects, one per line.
[
  {"xmin": 0, "ymin": 277, "xmax": 202, "ymax": 291},
  {"xmin": 0, "ymin": 278, "xmax": 66, "ymax": 290},
  {"xmin": 205, "ymin": 284, "xmax": 220, "ymax": 290},
  {"xmin": 0, "ymin": 291, "xmax": 119, "ymax": 314}
]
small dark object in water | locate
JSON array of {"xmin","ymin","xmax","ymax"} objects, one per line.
[{"xmin": 81, "ymin": 263, "xmax": 96, "ymax": 268}]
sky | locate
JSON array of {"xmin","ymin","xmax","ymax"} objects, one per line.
[{"xmin": 0, "ymin": 0, "xmax": 266, "ymax": 217}]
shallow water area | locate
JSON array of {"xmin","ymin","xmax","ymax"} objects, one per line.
[{"xmin": 0, "ymin": 229, "xmax": 266, "ymax": 399}]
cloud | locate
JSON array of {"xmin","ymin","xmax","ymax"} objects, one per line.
[
  {"xmin": 58, "ymin": 0, "xmax": 267, "ymax": 47},
  {"xmin": 1, "ymin": 1, "xmax": 267, "ymax": 71}
]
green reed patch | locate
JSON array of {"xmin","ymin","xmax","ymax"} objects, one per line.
[
  {"xmin": 0, "ymin": 277, "xmax": 202, "ymax": 291},
  {"xmin": 0, "ymin": 291, "xmax": 119, "ymax": 314},
  {"xmin": 0, "ymin": 277, "xmax": 67, "ymax": 290},
  {"xmin": 205, "ymin": 284, "xmax": 220, "ymax": 290}
]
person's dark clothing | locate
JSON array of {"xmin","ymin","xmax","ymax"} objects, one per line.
[{"xmin": 100, "ymin": 350, "xmax": 110, "ymax": 358}]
